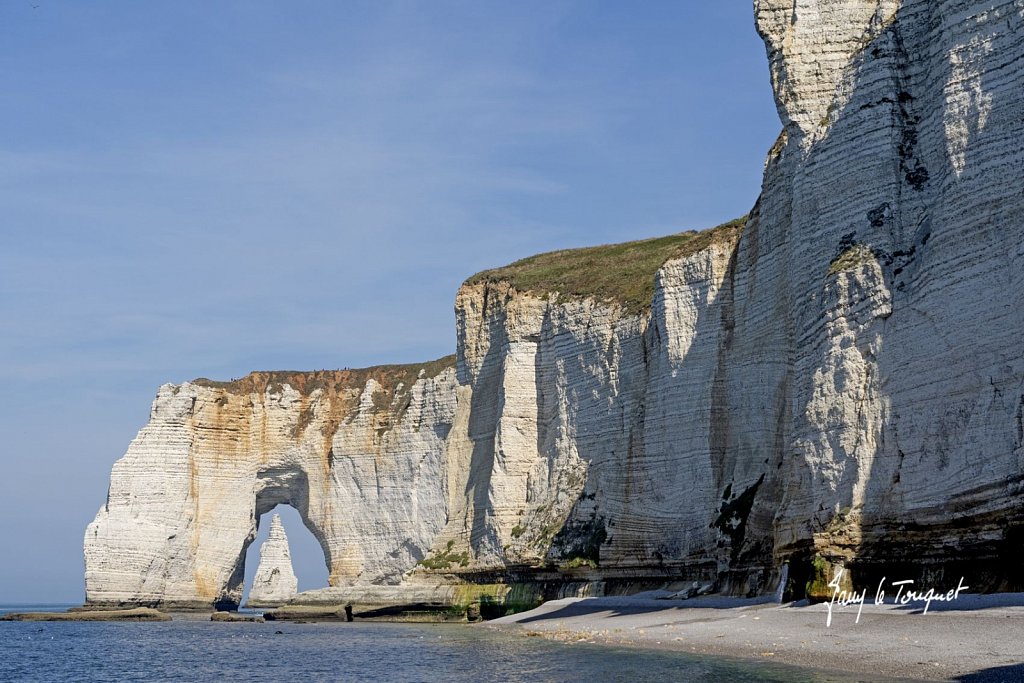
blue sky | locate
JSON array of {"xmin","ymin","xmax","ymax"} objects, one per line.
[{"xmin": 0, "ymin": 1, "xmax": 779, "ymax": 602}]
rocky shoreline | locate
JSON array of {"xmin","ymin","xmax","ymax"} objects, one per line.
[
  {"xmin": 0, "ymin": 607, "xmax": 170, "ymax": 622},
  {"xmin": 6, "ymin": 593, "xmax": 1021, "ymax": 680}
]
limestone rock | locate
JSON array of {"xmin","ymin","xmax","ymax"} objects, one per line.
[
  {"xmin": 246, "ymin": 514, "xmax": 298, "ymax": 607},
  {"xmin": 744, "ymin": 0, "xmax": 1024, "ymax": 585},
  {"xmin": 85, "ymin": 358, "xmax": 457, "ymax": 609},
  {"xmin": 0, "ymin": 608, "xmax": 170, "ymax": 622},
  {"xmin": 429, "ymin": 232, "xmax": 741, "ymax": 574},
  {"xmin": 211, "ymin": 611, "xmax": 264, "ymax": 622},
  {"xmin": 86, "ymin": 0, "xmax": 1024, "ymax": 607},
  {"xmin": 423, "ymin": 0, "xmax": 1024, "ymax": 590}
]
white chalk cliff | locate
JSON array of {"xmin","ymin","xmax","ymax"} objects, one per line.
[
  {"xmin": 247, "ymin": 514, "xmax": 298, "ymax": 607},
  {"xmin": 86, "ymin": 0, "xmax": 1024, "ymax": 609},
  {"xmin": 85, "ymin": 360, "xmax": 457, "ymax": 608}
]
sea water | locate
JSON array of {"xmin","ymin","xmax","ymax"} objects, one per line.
[{"xmin": 0, "ymin": 605, "xmax": 904, "ymax": 682}]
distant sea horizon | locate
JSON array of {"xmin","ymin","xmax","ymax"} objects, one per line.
[{"xmin": 0, "ymin": 603, "xmax": 78, "ymax": 612}]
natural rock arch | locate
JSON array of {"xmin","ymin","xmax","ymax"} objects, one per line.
[{"xmin": 85, "ymin": 362, "xmax": 458, "ymax": 609}]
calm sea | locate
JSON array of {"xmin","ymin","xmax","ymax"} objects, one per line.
[{"xmin": 0, "ymin": 604, "xmax": 900, "ymax": 682}]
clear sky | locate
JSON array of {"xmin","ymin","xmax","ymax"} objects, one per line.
[{"xmin": 0, "ymin": 1, "xmax": 780, "ymax": 603}]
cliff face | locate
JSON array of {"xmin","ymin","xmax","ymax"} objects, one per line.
[
  {"xmin": 746, "ymin": 0, "xmax": 1024, "ymax": 586},
  {"xmin": 85, "ymin": 359, "xmax": 456, "ymax": 608},
  {"xmin": 85, "ymin": 0, "xmax": 1024, "ymax": 608},
  {"xmin": 422, "ymin": 0, "xmax": 1024, "ymax": 590},
  {"xmin": 431, "ymin": 226, "xmax": 744, "ymax": 581},
  {"xmin": 247, "ymin": 514, "xmax": 298, "ymax": 607}
]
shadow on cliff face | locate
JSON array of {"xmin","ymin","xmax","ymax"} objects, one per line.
[
  {"xmin": 535, "ymin": 216, "xmax": 760, "ymax": 580},
  {"xmin": 460, "ymin": 219, "xmax": 758, "ymax": 579},
  {"xmin": 459, "ymin": 285, "xmax": 508, "ymax": 557},
  {"xmin": 537, "ymin": 298, "xmax": 646, "ymax": 568},
  {"xmin": 770, "ymin": 0, "xmax": 1024, "ymax": 595},
  {"xmin": 707, "ymin": 199, "xmax": 794, "ymax": 595}
]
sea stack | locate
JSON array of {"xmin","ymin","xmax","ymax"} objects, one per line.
[{"xmin": 247, "ymin": 514, "xmax": 299, "ymax": 608}]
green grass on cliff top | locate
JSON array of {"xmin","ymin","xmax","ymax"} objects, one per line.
[{"xmin": 465, "ymin": 217, "xmax": 745, "ymax": 314}]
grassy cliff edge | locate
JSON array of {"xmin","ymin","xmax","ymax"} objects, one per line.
[{"xmin": 464, "ymin": 217, "xmax": 745, "ymax": 314}]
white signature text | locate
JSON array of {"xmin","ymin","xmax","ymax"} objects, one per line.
[{"xmin": 824, "ymin": 568, "xmax": 969, "ymax": 626}]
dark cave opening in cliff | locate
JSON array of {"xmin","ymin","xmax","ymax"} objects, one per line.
[{"xmin": 240, "ymin": 504, "xmax": 330, "ymax": 607}]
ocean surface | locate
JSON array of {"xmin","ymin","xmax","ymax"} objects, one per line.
[{"xmin": 0, "ymin": 604, "xmax": 900, "ymax": 682}]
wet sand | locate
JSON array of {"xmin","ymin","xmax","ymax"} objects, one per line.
[{"xmin": 488, "ymin": 593, "xmax": 1024, "ymax": 682}]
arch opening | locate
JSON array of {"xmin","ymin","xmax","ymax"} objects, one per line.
[
  {"xmin": 240, "ymin": 504, "xmax": 330, "ymax": 607},
  {"xmin": 217, "ymin": 464, "xmax": 334, "ymax": 609}
]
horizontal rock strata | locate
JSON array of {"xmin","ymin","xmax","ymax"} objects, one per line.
[
  {"xmin": 86, "ymin": 0, "xmax": 1024, "ymax": 609},
  {"xmin": 85, "ymin": 358, "xmax": 457, "ymax": 609}
]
